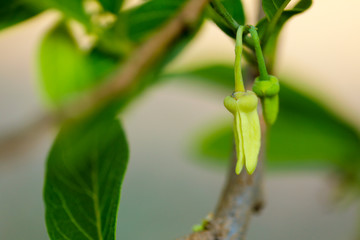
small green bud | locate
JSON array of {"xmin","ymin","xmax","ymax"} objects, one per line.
[
  {"xmin": 224, "ymin": 91, "xmax": 261, "ymax": 175},
  {"xmin": 263, "ymin": 94, "xmax": 279, "ymax": 125},
  {"xmin": 252, "ymin": 75, "xmax": 280, "ymax": 125}
]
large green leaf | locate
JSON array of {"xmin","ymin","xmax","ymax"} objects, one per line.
[
  {"xmin": 38, "ymin": 23, "xmax": 119, "ymax": 106},
  {"xmin": 44, "ymin": 114, "xmax": 129, "ymax": 240},
  {"xmin": 0, "ymin": 0, "xmax": 42, "ymax": 31},
  {"xmin": 98, "ymin": 0, "xmax": 123, "ymax": 14},
  {"xmin": 163, "ymin": 64, "xmax": 360, "ymax": 169}
]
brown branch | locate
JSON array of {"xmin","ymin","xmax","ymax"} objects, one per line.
[
  {"xmin": 62, "ymin": 0, "xmax": 210, "ymax": 118},
  {"xmin": 178, "ymin": 117, "xmax": 266, "ymax": 240},
  {"xmin": 0, "ymin": 113, "xmax": 56, "ymax": 157},
  {"xmin": 0, "ymin": 0, "xmax": 210, "ymax": 155}
]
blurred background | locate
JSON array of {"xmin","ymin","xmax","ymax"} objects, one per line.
[{"xmin": 0, "ymin": 0, "xmax": 359, "ymax": 239}]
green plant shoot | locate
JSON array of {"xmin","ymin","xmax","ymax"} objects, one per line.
[{"xmin": 248, "ymin": 25, "xmax": 280, "ymax": 125}]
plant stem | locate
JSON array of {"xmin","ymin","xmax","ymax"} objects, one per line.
[
  {"xmin": 248, "ymin": 25, "xmax": 269, "ymax": 80},
  {"xmin": 178, "ymin": 76, "xmax": 267, "ymax": 240},
  {"xmin": 235, "ymin": 26, "xmax": 245, "ymax": 92},
  {"xmin": 210, "ymin": 0, "xmax": 239, "ymax": 30},
  {"xmin": 179, "ymin": 2, "xmax": 267, "ymax": 240}
]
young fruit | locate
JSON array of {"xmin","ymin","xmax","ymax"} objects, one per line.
[{"xmin": 252, "ymin": 75, "xmax": 280, "ymax": 125}]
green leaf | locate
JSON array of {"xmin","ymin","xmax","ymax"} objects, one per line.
[
  {"xmin": 96, "ymin": 0, "xmax": 188, "ymax": 56},
  {"xmin": 164, "ymin": 64, "xmax": 360, "ymax": 169},
  {"xmin": 259, "ymin": 0, "xmax": 312, "ymax": 35},
  {"xmin": 259, "ymin": 0, "xmax": 312, "ymax": 39},
  {"xmin": 38, "ymin": 23, "xmax": 119, "ymax": 105},
  {"xmin": 206, "ymin": 7, "xmax": 235, "ymax": 38},
  {"xmin": 44, "ymin": 114, "xmax": 129, "ymax": 240},
  {"xmin": 258, "ymin": 0, "xmax": 312, "ymax": 65},
  {"xmin": 120, "ymin": 0, "xmax": 187, "ymax": 43},
  {"xmin": 268, "ymin": 0, "xmax": 312, "ymax": 38},
  {"xmin": 0, "ymin": 0, "xmax": 42, "ymax": 31},
  {"xmin": 97, "ymin": 0, "xmax": 188, "ymax": 56},
  {"xmin": 221, "ymin": 0, "xmax": 245, "ymax": 25},
  {"xmin": 207, "ymin": 0, "xmax": 245, "ymax": 38},
  {"xmin": 262, "ymin": 0, "xmax": 290, "ymax": 21},
  {"xmin": 98, "ymin": 0, "xmax": 123, "ymax": 14}
]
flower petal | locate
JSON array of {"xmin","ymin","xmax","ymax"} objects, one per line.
[
  {"xmin": 240, "ymin": 109, "xmax": 261, "ymax": 174},
  {"xmin": 234, "ymin": 111, "xmax": 244, "ymax": 174}
]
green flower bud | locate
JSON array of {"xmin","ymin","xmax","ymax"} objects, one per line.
[
  {"xmin": 252, "ymin": 75, "xmax": 280, "ymax": 125},
  {"xmin": 252, "ymin": 75, "xmax": 280, "ymax": 97},
  {"xmin": 263, "ymin": 94, "xmax": 279, "ymax": 125},
  {"xmin": 224, "ymin": 91, "xmax": 261, "ymax": 175}
]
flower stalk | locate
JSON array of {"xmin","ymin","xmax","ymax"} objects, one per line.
[
  {"xmin": 248, "ymin": 26, "xmax": 280, "ymax": 125},
  {"xmin": 224, "ymin": 26, "xmax": 261, "ymax": 175}
]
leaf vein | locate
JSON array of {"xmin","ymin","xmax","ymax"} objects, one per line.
[
  {"xmin": 54, "ymin": 188, "xmax": 95, "ymax": 240},
  {"xmin": 90, "ymin": 152, "xmax": 103, "ymax": 240},
  {"xmin": 51, "ymin": 217, "xmax": 71, "ymax": 240}
]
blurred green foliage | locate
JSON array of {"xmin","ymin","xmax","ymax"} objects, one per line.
[
  {"xmin": 98, "ymin": 0, "xmax": 124, "ymax": 14},
  {"xmin": 0, "ymin": 0, "xmax": 42, "ymax": 30},
  {"xmin": 39, "ymin": 23, "xmax": 119, "ymax": 105},
  {"xmin": 121, "ymin": 0, "xmax": 186, "ymax": 43},
  {"xmin": 164, "ymin": 64, "xmax": 360, "ymax": 172}
]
